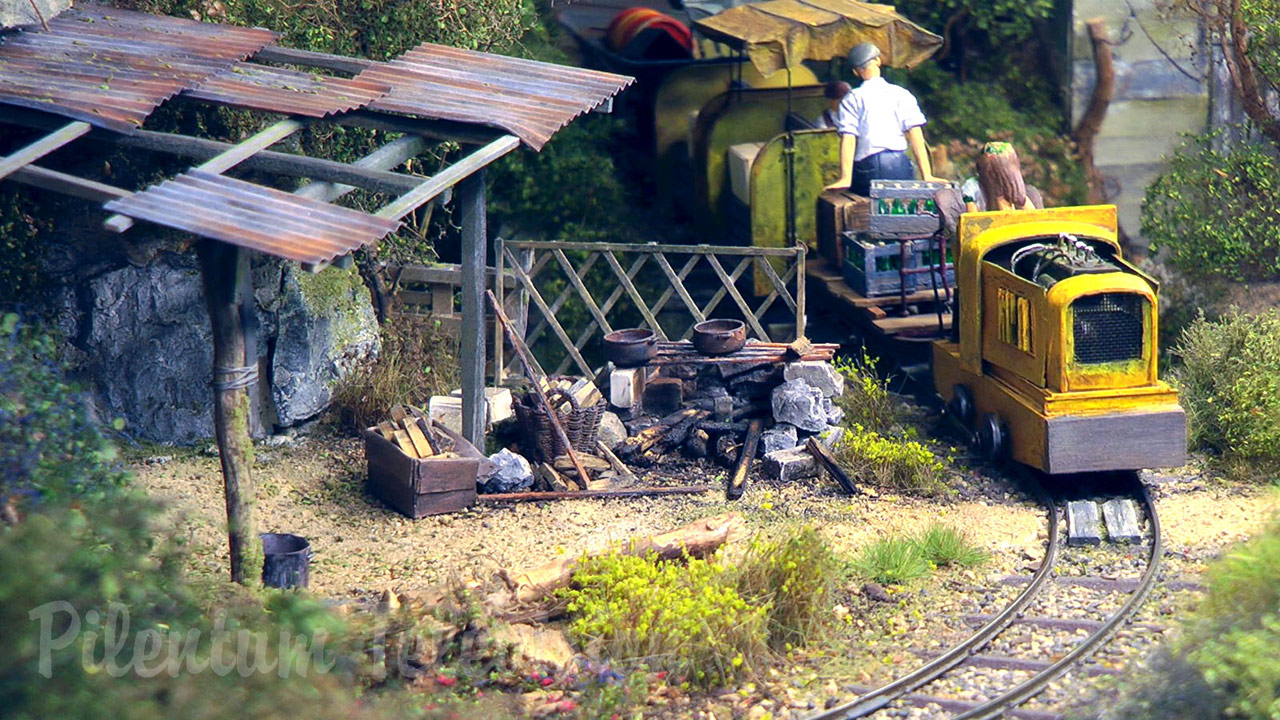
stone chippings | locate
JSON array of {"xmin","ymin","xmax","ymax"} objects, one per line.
[{"xmin": 771, "ymin": 378, "xmax": 828, "ymax": 433}]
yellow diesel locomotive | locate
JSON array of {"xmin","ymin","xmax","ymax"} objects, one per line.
[{"xmin": 932, "ymin": 205, "xmax": 1187, "ymax": 474}]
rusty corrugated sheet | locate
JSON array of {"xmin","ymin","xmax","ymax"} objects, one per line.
[
  {"xmin": 0, "ymin": 6, "xmax": 276, "ymax": 131},
  {"xmin": 103, "ymin": 170, "xmax": 401, "ymax": 264},
  {"xmin": 185, "ymin": 62, "xmax": 390, "ymax": 118},
  {"xmin": 357, "ymin": 43, "xmax": 634, "ymax": 150}
]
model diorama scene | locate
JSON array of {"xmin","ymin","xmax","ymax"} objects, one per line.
[{"xmin": 3, "ymin": 0, "xmax": 1279, "ymax": 718}]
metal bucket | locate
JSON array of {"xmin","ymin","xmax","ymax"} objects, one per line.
[{"xmin": 260, "ymin": 533, "xmax": 313, "ymax": 589}]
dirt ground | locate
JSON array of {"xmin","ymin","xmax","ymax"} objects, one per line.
[{"xmin": 132, "ymin": 432, "xmax": 1279, "ymax": 718}]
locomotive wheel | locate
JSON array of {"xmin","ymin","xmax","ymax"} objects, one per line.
[
  {"xmin": 948, "ymin": 384, "xmax": 975, "ymax": 427},
  {"xmin": 978, "ymin": 413, "xmax": 1008, "ymax": 462}
]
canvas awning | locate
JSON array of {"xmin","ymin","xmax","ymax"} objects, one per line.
[{"xmin": 692, "ymin": 0, "xmax": 941, "ymax": 76}]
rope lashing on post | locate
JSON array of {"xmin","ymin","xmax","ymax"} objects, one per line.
[{"xmin": 211, "ymin": 363, "xmax": 259, "ymax": 391}]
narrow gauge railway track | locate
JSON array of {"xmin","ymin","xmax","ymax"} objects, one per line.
[{"xmin": 810, "ymin": 474, "xmax": 1162, "ymax": 720}]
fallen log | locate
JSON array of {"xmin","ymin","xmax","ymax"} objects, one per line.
[
  {"xmin": 727, "ymin": 418, "xmax": 763, "ymax": 500},
  {"xmin": 806, "ymin": 436, "xmax": 859, "ymax": 496},
  {"xmin": 488, "ymin": 512, "xmax": 743, "ymax": 611},
  {"xmin": 621, "ymin": 408, "xmax": 709, "ymax": 456}
]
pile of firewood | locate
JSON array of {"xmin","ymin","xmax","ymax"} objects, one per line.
[
  {"xmin": 538, "ymin": 376, "xmax": 602, "ymax": 410},
  {"xmin": 373, "ymin": 404, "xmax": 460, "ymax": 459}
]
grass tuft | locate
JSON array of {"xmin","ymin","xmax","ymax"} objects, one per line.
[
  {"xmin": 734, "ymin": 525, "xmax": 842, "ymax": 649},
  {"xmin": 914, "ymin": 524, "xmax": 988, "ymax": 569},
  {"xmin": 851, "ymin": 535, "xmax": 930, "ymax": 585}
]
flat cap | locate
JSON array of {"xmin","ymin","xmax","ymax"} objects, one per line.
[{"xmin": 848, "ymin": 42, "xmax": 881, "ymax": 69}]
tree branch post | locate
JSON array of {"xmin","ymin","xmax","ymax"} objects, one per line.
[
  {"xmin": 1074, "ymin": 18, "xmax": 1116, "ymax": 206},
  {"xmin": 197, "ymin": 240, "xmax": 262, "ymax": 587}
]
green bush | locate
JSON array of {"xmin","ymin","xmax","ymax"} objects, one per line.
[
  {"xmin": 914, "ymin": 523, "xmax": 987, "ymax": 569},
  {"xmin": 559, "ymin": 551, "xmax": 768, "ymax": 688},
  {"xmin": 832, "ymin": 425, "xmax": 947, "ymax": 495},
  {"xmin": 1143, "ymin": 130, "xmax": 1280, "ymax": 282},
  {"xmin": 833, "ymin": 352, "xmax": 898, "ymax": 434},
  {"xmin": 1110, "ymin": 518, "xmax": 1280, "ymax": 720},
  {"xmin": 851, "ymin": 535, "xmax": 930, "ymax": 585},
  {"xmin": 0, "ymin": 314, "xmax": 129, "ymax": 510},
  {"xmin": 1169, "ymin": 309, "xmax": 1280, "ymax": 475},
  {"xmin": 734, "ymin": 525, "xmax": 842, "ymax": 649}
]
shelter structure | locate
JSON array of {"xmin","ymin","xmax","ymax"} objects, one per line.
[{"xmin": 0, "ymin": 4, "xmax": 632, "ymax": 583}]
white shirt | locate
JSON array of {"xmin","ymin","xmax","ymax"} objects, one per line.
[{"xmin": 835, "ymin": 76, "xmax": 927, "ymax": 161}]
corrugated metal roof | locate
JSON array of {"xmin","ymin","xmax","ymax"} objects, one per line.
[
  {"xmin": 0, "ymin": 6, "xmax": 276, "ymax": 131},
  {"xmin": 357, "ymin": 42, "xmax": 634, "ymax": 150},
  {"xmin": 103, "ymin": 170, "xmax": 401, "ymax": 264},
  {"xmin": 185, "ymin": 62, "xmax": 390, "ymax": 118}
]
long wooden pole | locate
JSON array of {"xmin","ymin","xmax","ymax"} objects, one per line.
[
  {"xmin": 487, "ymin": 289, "xmax": 592, "ymax": 485},
  {"xmin": 458, "ymin": 172, "xmax": 488, "ymax": 449},
  {"xmin": 197, "ymin": 240, "xmax": 261, "ymax": 586}
]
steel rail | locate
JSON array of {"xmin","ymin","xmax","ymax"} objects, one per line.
[
  {"xmin": 810, "ymin": 474, "xmax": 1062, "ymax": 720},
  {"xmin": 952, "ymin": 480, "xmax": 1161, "ymax": 720}
]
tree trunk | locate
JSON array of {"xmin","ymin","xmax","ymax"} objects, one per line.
[
  {"xmin": 1074, "ymin": 19, "xmax": 1115, "ymax": 206},
  {"xmin": 197, "ymin": 240, "xmax": 262, "ymax": 587}
]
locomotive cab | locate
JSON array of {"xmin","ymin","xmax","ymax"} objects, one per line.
[{"xmin": 933, "ymin": 205, "xmax": 1186, "ymax": 474}]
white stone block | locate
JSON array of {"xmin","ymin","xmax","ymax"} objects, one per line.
[
  {"xmin": 428, "ymin": 395, "xmax": 464, "ymax": 436},
  {"xmin": 610, "ymin": 367, "xmax": 646, "ymax": 409},
  {"xmin": 783, "ymin": 361, "xmax": 844, "ymax": 397},
  {"xmin": 450, "ymin": 387, "xmax": 514, "ymax": 425}
]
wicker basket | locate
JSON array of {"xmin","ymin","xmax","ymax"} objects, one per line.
[{"xmin": 513, "ymin": 385, "xmax": 606, "ymax": 463}]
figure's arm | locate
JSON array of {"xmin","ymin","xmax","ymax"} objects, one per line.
[
  {"xmin": 906, "ymin": 126, "xmax": 942, "ymax": 183},
  {"xmin": 825, "ymin": 133, "xmax": 857, "ymax": 190}
]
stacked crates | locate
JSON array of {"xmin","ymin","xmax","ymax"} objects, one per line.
[{"xmin": 842, "ymin": 180, "xmax": 954, "ymax": 297}]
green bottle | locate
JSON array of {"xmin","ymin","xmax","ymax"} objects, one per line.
[{"xmin": 891, "ymin": 199, "xmax": 905, "ymax": 214}]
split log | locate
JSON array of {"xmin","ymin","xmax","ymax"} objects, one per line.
[
  {"xmin": 535, "ymin": 462, "xmax": 569, "ymax": 492},
  {"xmin": 727, "ymin": 418, "xmax": 763, "ymax": 500},
  {"xmin": 698, "ymin": 420, "xmax": 749, "ymax": 437},
  {"xmin": 553, "ymin": 454, "xmax": 611, "ymax": 473},
  {"xmin": 595, "ymin": 441, "xmax": 637, "ymax": 483},
  {"xmin": 686, "ymin": 428, "xmax": 710, "ymax": 458},
  {"xmin": 486, "ymin": 512, "xmax": 742, "ymax": 611},
  {"xmin": 806, "ymin": 437, "xmax": 859, "ymax": 496},
  {"xmin": 620, "ymin": 408, "xmax": 709, "ymax": 456}
]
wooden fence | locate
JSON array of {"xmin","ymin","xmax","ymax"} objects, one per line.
[{"xmin": 495, "ymin": 239, "xmax": 806, "ymax": 380}]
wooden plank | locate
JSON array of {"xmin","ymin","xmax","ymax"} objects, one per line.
[
  {"xmin": 9, "ymin": 165, "xmax": 129, "ymax": 203},
  {"xmin": 807, "ymin": 436, "xmax": 858, "ymax": 496},
  {"xmin": 652, "ymin": 252, "xmax": 706, "ymax": 324},
  {"xmin": 0, "ymin": 121, "xmax": 90, "ymax": 182},
  {"xmin": 705, "ymin": 254, "xmax": 770, "ymax": 339},
  {"xmin": 601, "ymin": 250, "xmax": 668, "ymax": 340},
  {"xmin": 390, "ymin": 404, "xmax": 409, "ymax": 423},
  {"xmin": 727, "ymin": 418, "xmax": 763, "ymax": 500},
  {"xmin": 394, "ymin": 263, "xmax": 517, "ymax": 288},
  {"xmin": 872, "ymin": 312, "xmax": 952, "ymax": 333},
  {"xmin": 391, "ymin": 428, "xmax": 418, "ymax": 457},
  {"xmin": 596, "ymin": 440, "xmax": 637, "ymax": 483},
  {"xmin": 395, "ymin": 290, "xmax": 434, "ymax": 308},
  {"xmin": 505, "ymin": 247, "xmax": 594, "ymax": 378},
  {"xmin": 431, "ymin": 284, "xmax": 455, "ymax": 316},
  {"xmin": 376, "ymin": 135, "xmax": 520, "ymax": 221},
  {"xmin": 796, "ymin": 245, "xmax": 806, "ymax": 339},
  {"xmin": 377, "ymin": 421, "xmax": 398, "ymax": 440},
  {"xmin": 478, "ymin": 486, "xmax": 713, "ymax": 502},
  {"xmin": 402, "ymin": 418, "xmax": 435, "ymax": 458}
]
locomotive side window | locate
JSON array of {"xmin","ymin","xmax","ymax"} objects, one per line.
[
  {"xmin": 1072, "ymin": 293, "xmax": 1144, "ymax": 364},
  {"xmin": 997, "ymin": 287, "xmax": 1032, "ymax": 353}
]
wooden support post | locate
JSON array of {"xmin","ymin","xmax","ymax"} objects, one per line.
[
  {"xmin": 196, "ymin": 240, "xmax": 261, "ymax": 586},
  {"xmin": 459, "ymin": 171, "xmax": 487, "ymax": 450}
]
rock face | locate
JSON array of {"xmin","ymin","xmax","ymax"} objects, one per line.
[
  {"xmin": 80, "ymin": 260, "xmax": 219, "ymax": 443},
  {"xmin": 784, "ymin": 360, "xmax": 844, "ymax": 397},
  {"xmin": 271, "ymin": 264, "xmax": 379, "ymax": 426},
  {"xmin": 759, "ymin": 423, "xmax": 798, "ymax": 455},
  {"xmin": 67, "ymin": 254, "xmax": 379, "ymax": 443}
]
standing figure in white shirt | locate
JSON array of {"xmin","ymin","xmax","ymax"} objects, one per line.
[{"xmin": 824, "ymin": 42, "xmax": 941, "ymax": 196}]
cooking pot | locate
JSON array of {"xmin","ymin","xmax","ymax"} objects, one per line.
[
  {"xmin": 692, "ymin": 319, "xmax": 746, "ymax": 355},
  {"xmin": 604, "ymin": 328, "xmax": 657, "ymax": 367}
]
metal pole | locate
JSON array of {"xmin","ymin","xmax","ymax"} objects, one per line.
[{"xmin": 459, "ymin": 170, "xmax": 488, "ymax": 449}]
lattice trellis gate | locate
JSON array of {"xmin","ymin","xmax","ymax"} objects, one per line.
[{"xmin": 493, "ymin": 239, "xmax": 806, "ymax": 382}]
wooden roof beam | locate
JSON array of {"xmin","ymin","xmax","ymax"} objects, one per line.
[
  {"xmin": 0, "ymin": 107, "xmax": 424, "ymax": 195},
  {"xmin": 0, "ymin": 120, "xmax": 91, "ymax": 181},
  {"xmin": 8, "ymin": 164, "xmax": 130, "ymax": 203},
  {"xmin": 105, "ymin": 117, "xmax": 307, "ymax": 233},
  {"xmin": 375, "ymin": 134, "xmax": 519, "ymax": 221}
]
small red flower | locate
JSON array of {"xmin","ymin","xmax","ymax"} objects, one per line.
[
  {"xmin": 436, "ymin": 675, "xmax": 457, "ymax": 687},
  {"xmin": 540, "ymin": 677, "xmax": 555, "ymax": 687}
]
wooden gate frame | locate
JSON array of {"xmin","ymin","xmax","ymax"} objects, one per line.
[{"xmin": 494, "ymin": 239, "xmax": 806, "ymax": 380}]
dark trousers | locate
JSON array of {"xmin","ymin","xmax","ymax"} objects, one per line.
[{"xmin": 851, "ymin": 149, "xmax": 914, "ymax": 196}]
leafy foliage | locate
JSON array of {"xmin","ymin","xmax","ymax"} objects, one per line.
[
  {"xmin": 1168, "ymin": 309, "xmax": 1280, "ymax": 476},
  {"xmin": 1143, "ymin": 129, "xmax": 1280, "ymax": 281},
  {"xmin": 894, "ymin": 0, "xmax": 1055, "ymax": 57},
  {"xmin": 832, "ymin": 352, "xmax": 898, "ymax": 434},
  {"xmin": 734, "ymin": 525, "xmax": 842, "ymax": 649},
  {"xmin": 0, "ymin": 315, "xmax": 130, "ymax": 510},
  {"xmin": 832, "ymin": 425, "xmax": 947, "ymax": 494},
  {"xmin": 559, "ymin": 551, "xmax": 768, "ymax": 688},
  {"xmin": 1110, "ymin": 518, "xmax": 1280, "ymax": 720}
]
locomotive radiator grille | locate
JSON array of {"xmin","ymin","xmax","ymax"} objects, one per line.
[{"xmin": 1072, "ymin": 293, "xmax": 1144, "ymax": 364}]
